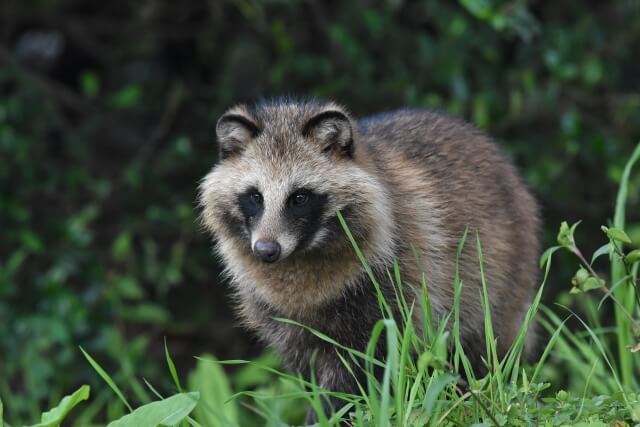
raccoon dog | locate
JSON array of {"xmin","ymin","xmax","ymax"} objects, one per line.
[{"xmin": 199, "ymin": 98, "xmax": 540, "ymax": 420}]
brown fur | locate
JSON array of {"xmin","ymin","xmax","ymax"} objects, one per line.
[{"xmin": 199, "ymin": 98, "xmax": 540, "ymax": 421}]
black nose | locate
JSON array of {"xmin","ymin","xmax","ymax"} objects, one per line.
[{"xmin": 253, "ymin": 240, "xmax": 281, "ymax": 263}]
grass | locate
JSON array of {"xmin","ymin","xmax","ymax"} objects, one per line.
[{"xmin": 1, "ymin": 142, "xmax": 639, "ymax": 426}]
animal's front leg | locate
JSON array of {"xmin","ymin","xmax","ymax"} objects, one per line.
[{"xmin": 303, "ymin": 348, "xmax": 370, "ymax": 426}]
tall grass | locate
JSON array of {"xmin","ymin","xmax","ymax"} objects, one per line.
[{"xmin": 2, "ymin": 143, "xmax": 639, "ymax": 426}]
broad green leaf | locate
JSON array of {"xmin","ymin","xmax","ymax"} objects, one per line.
[
  {"xmin": 29, "ymin": 385, "xmax": 90, "ymax": 427},
  {"xmin": 107, "ymin": 392, "xmax": 199, "ymax": 427},
  {"xmin": 1, "ymin": 397, "xmax": 3, "ymax": 427},
  {"xmin": 188, "ymin": 355, "xmax": 238, "ymax": 427}
]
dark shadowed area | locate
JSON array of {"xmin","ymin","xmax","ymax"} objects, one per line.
[{"xmin": 1, "ymin": 0, "xmax": 639, "ymax": 424}]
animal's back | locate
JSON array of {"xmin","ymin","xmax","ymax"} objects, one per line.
[{"xmin": 357, "ymin": 109, "xmax": 541, "ymax": 359}]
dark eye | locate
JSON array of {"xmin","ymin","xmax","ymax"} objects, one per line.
[
  {"xmin": 291, "ymin": 192, "xmax": 309, "ymax": 207},
  {"xmin": 250, "ymin": 192, "xmax": 263, "ymax": 206}
]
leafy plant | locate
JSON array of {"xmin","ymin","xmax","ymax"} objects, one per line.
[
  {"xmin": 540, "ymin": 142, "xmax": 640, "ymax": 397},
  {"xmin": 0, "ymin": 386, "xmax": 89, "ymax": 427}
]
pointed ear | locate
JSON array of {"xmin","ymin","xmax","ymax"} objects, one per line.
[
  {"xmin": 216, "ymin": 111, "xmax": 260, "ymax": 160},
  {"xmin": 302, "ymin": 110, "xmax": 354, "ymax": 158}
]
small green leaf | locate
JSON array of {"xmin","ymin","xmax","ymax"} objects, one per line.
[
  {"xmin": 624, "ymin": 249, "xmax": 640, "ymax": 264},
  {"xmin": 571, "ymin": 267, "xmax": 589, "ymax": 288},
  {"xmin": 591, "ymin": 243, "xmax": 611, "ymax": 264},
  {"xmin": 106, "ymin": 392, "xmax": 199, "ymax": 427},
  {"xmin": 539, "ymin": 245, "xmax": 561, "ymax": 268},
  {"xmin": 581, "ymin": 276, "xmax": 604, "ymax": 292},
  {"xmin": 557, "ymin": 221, "xmax": 571, "ymax": 247},
  {"xmin": 29, "ymin": 385, "xmax": 90, "ymax": 427},
  {"xmin": 80, "ymin": 71, "xmax": 100, "ymax": 98},
  {"xmin": 605, "ymin": 226, "xmax": 632, "ymax": 244},
  {"xmin": 459, "ymin": 0, "xmax": 494, "ymax": 20},
  {"xmin": 114, "ymin": 276, "xmax": 143, "ymax": 299},
  {"xmin": 570, "ymin": 266, "xmax": 604, "ymax": 293},
  {"xmin": 110, "ymin": 85, "xmax": 142, "ymax": 109},
  {"xmin": 557, "ymin": 221, "xmax": 580, "ymax": 248},
  {"xmin": 112, "ymin": 232, "xmax": 132, "ymax": 261},
  {"xmin": 120, "ymin": 304, "xmax": 169, "ymax": 324},
  {"xmin": 18, "ymin": 229, "xmax": 44, "ymax": 252}
]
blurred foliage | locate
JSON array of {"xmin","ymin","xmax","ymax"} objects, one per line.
[{"xmin": 0, "ymin": 0, "xmax": 639, "ymax": 424}]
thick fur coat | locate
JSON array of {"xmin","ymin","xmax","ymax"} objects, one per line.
[{"xmin": 199, "ymin": 98, "xmax": 540, "ymax": 420}]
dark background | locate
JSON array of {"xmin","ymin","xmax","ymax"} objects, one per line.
[{"xmin": 1, "ymin": 0, "xmax": 639, "ymax": 423}]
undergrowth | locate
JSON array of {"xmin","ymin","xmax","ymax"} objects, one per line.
[{"xmin": 1, "ymin": 142, "xmax": 639, "ymax": 426}]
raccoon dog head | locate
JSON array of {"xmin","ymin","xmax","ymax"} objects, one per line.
[{"xmin": 199, "ymin": 99, "xmax": 393, "ymax": 267}]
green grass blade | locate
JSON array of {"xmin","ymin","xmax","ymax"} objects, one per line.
[
  {"xmin": 396, "ymin": 312, "xmax": 414, "ymax": 423},
  {"xmin": 530, "ymin": 310, "xmax": 570, "ymax": 384},
  {"xmin": 502, "ymin": 234, "xmax": 555, "ymax": 381},
  {"xmin": 419, "ymin": 273, "xmax": 436, "ymax": 342},
  {"xmin": 613, "ymin": 142, "xmax": 640, "ymax": 240},
  {"xmin": 164, "ymin": 338, "xmax": 183, "ymax": 393},
  {"xmin": 364, "ymin": 319, "xmax": 386, "ymax": 424},
  {"xmin": 452, "ymin": 227, "xmax": 469, "ymax": 373},
  {"xmin": 337, "ymin": 209, "xmax": 393, "ymax": 319},
  {"xmin": 402, "ymin": 356, "xmax": 428, "ymax": 426},
  {"xmin": 424, "ymin": 373, "xmax": 457, "ymax": 427},
  {"xmin": 476, "ymin": 233, "xmax": 503, "ymax": 396},
  {"xmin": 273, "ymin": 318, "xmax": 385, "ymax": 368},
  {"xmin": 379, "ymin": 319, "xmax": 398, "ymax": 427},
  {"xmin": 612, "ymin": 141, "xmax": 640, "ymax": 390},
  {"xmin": 563, "ymin": 307, "xmax": 628, "ymax": 399},
  {"xmin": 80, "ymin": 346, "xmax": 133, "ymax": 412},
  {"xmin": 539, "ymin": 306, "xmax": 619, "ymax": 394}
]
